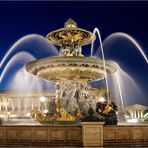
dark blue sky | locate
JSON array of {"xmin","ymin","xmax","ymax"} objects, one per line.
[
  {"xmin": 0, "ymin": 1, "xmax": 148, "ymax": 105},
  {"xmin": 0, "ymin": 1, "xmax": 148, "ymax": 56},
  {"xmin": 0, "ymin": 1, "xmax": 147, "ymax": 56},
  {"xmin": 0, "ymin": 1, "xmax": 147, "ymax": 58}
]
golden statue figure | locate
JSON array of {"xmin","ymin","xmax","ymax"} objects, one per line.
[{"xmin": 31, "ymin": 98, "xmax": 76, "ymax": 123}]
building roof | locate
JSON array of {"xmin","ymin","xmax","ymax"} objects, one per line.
[
  {"xmin": 0, "ymin": 89, "xmax": 55, "ymax": 98},
  {"xmin": 125, "ymin": 104, "xmax": 148, "ymax": 111}
]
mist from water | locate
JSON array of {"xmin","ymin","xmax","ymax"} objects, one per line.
[
  {"xmin": 8, "ymin": 67, "xmax": 54, "ymax": 91},
  {"xmin": 0, "ymin": 34, "xmax": 58, "ymax": 91},
  {"xmin": 0, "ymin": 51, "xmax": 35, "ymax": 83},
  {"xmin": 108, "ymin": 65, "xmax": 144, "ymax": 107},
  {"xmin": 0, "ymin": 51, "xmax": 53, "ymax": 91},
  {"xmin": 92, "ymin": 31, "xmax": 148, "ymax": 107}
]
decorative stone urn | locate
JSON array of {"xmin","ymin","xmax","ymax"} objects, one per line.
[{"xmin": 81, "ymin": 122, "xmax": 104, "ymax": 147}]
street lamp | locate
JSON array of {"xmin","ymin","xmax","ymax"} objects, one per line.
[{"xmin": 39, "ymin": 96, "xmax": 46, "ymax": 103}]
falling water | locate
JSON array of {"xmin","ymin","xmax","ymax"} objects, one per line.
[
  {"xmin": 91, "ymin": 27, "xmax": 110, "ymax": 100},
  {"xmin": 9, "ymin": 68, "xmax": 54, "ymax": 91},
  {"xmin": 108, "ymin": 65, "xmax": 144, "ymax": 107},
  {"xmin": 0, "ymin": 34, "xmax": 58, "ymax": 70},
  {"xmin": 0, "ymin": 28, "xmax": 147, "ymax": 123},
  {"xmin": 113, "ymin": 64, "xmax": 124, "ymax": 109},
  {"xmin": 0, "ymin": 51, "xmax": 36, "ymax": 84},
  {"xmin": 90, "ymin": 30, "xmax": 95, "ymax": 57},
  {"xmin": 0, "ymin": 34, "xmax": 58, "ymax": 90},
  {"xmin": 8, "ymin": 67, "xmax": 35, "ymax": 91},
  {"xmin": 0, "ymin": 51, "xmax": 54, "ymax": 90},
  {"xmin": 103, "ymin": 32, "xmax": 148, "ymax": 64},
  {"xmin": 91, "ymin": 31, "xmax": 148, "ymax": 108}
]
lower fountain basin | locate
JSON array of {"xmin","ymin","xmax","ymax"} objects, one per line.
[{"xmin": 26, "ymin": 56, "xmax": 117, "ymax": 82}]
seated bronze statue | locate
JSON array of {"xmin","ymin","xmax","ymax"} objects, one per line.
[{"xmin": 96, "ymin": 100, "xmax": 118, "ymax": 125}]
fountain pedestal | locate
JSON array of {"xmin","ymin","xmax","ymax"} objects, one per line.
[{"xmin": 81, "ymin": 122, "xmax": 104, "ymax": 147}]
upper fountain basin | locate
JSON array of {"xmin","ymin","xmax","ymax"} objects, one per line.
[
  {"xmin": 46, "ymin": 18, "xmax": 96, "ymax": 47},
  {"xmin": 26, "ymin": 56, "xmax": 118, "ymax": 82}
]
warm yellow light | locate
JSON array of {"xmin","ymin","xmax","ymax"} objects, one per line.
[
  {"xmin": 99, "ymin": 97, "xmax": 106, "ymax": 103},
  {"xmin": 39, "ymin": 96, "xmax": 46, "ymax": 103},
  {"xmin": 11, "ymin": 114, "xmax": 17, "ymax": 118},
  {"xmin": 43, "ymin": 109, "xmax": 48, "ymax": 114},
  {"xmin": 7, "ymin": 112, "xmax": 11, "ymax": 115},
  {"xmin": 26, "ymin": 113, "xmax": 31, "ymax": 117}
]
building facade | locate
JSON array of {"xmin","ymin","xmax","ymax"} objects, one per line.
[
  {"xmin": 125, "ymin": 104, "xmax": 148, "ymax": 120},
  {"xmin": 0, "ymin": 90, "xmax": 55, "ymax": 119}
]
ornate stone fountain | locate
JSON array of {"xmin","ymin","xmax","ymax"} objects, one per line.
[
  {"xmin": 26, "ymin": 19, "xmax": 117, "ymax": 82},
  {"xmin": 26, "ymin": 19, "xmax": 118, "ymax": 122}
]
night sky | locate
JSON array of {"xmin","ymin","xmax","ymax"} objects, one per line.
[{"xmin": 0, "ymin": 1, "xmax": 148, "ymax": 105}]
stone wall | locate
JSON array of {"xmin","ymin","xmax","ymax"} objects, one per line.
[
  {"xmin": 81, "ymin": 122, "xmax": 104, "ymax": 147},
  {"xmin": 104, "ymin": 125, "xmax": 148, "ymax": 146},
  {"xmin": 0, "ymin": 125, "xmax": 82, "ymax": 146},
  {"xmin": 0, "ymin": 124, "xmax": 148, "ymax": 146}
]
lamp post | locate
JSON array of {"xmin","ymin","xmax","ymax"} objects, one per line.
[{"xmin": 39, "ymin": 96, "xmax": 46, "ymax": 112}]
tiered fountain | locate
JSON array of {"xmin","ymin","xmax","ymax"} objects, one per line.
[
  {"xmin": 26, "ymin": 19, "xmax": 118, "ymax": 123},
  {"xmin": 0, "ymin": 18, "xmax": 148, "ymax": 147}
]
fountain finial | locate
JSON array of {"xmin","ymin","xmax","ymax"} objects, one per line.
[{"xmin": 64, "ymin": 18, "xmax": 78, "ymax": 28}]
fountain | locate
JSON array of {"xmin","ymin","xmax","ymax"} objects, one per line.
[
  {"xmin": 26, "ymin": 19, "xmax": 118, "ymax": 123},
  {"xmin": 0, "ymin": 18, "xmax": 148, "ymax": 147},
  {"xmin": 0, "ymin": 19, "xmax": 147, "ymax": 125}
]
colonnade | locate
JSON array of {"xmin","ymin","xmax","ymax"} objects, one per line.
[
  {"xmin": 130, "ymin": 110, "xmax": 143, "ymax": 119},
  {"xmin": 0, "ymin": 97, "xmax": 49, "ymax": 113}
]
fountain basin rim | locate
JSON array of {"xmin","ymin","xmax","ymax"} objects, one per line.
[{"xmin": 26, "ymin": 56, "xmax": 118, "ymax": 82}]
